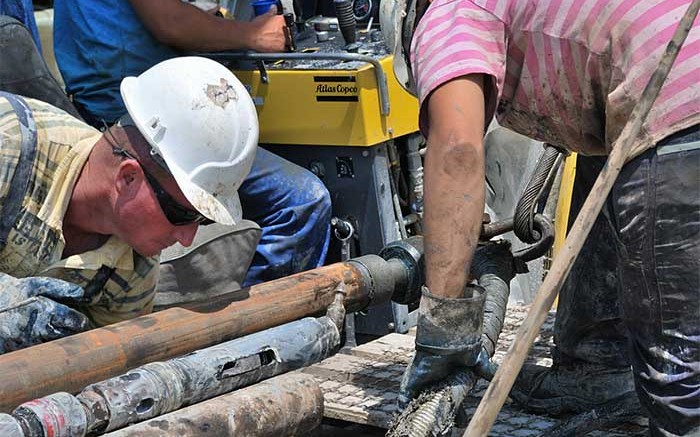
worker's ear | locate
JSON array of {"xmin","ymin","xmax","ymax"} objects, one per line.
[{"xmin": 115, "ymin": 160, "xmax": 144, "ymax": 197}]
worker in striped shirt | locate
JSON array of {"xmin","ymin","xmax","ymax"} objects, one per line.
[
  {"xmin": 383, "ymin": 0, "xmax": 700, "ymax": 434},
  {"xmin": 0, "ymin": 57, "xmax": 257, "ymax": 354}
]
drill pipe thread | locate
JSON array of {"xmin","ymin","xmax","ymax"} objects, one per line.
[{"xmin": 390, "ymin": 371, "xmax": 477, "ymax": 437}]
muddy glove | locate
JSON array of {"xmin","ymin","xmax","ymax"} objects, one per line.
[
  {"xmin": 399, "ymin": 284, "xmax": 485, "ymax": 408},
  {"xmin": 0, "ymin": 273, "xmax": 91, "ymax": 354}
]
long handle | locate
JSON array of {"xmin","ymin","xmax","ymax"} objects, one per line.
[{"xmin": 464, "ymin": 2, "xmax": 700, "ymax": 435}]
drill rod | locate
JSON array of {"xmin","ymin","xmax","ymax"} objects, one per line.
[
  {"xmin": 103, "ymin": 373, "xmax": 323, "ymax": 437},
  {"xmin": 0, "ymin": 244, "xmax": 421, "ymax": 412}
]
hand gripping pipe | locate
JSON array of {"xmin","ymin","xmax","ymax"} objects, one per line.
[
  {"xmin": 0, "ymin": 237, "xmax": 424, "ymax": 412},
  {"xmin": 387, "ymin": 264, "xmax": 510, "ymax": 437},
  {"xmin": 7, "ymin": 293, "xmax": 344, "ymax": 436}
]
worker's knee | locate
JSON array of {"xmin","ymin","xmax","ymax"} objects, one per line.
[
  {"xmin": 286, "ymin": 169, "xmax": 331, "ymax": 227},
  {"xmin": 306, "ymin": 174, "xmax": 331, "ymax": 222}
]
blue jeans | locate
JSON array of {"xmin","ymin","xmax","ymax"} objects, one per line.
[{"xmin": 239, "ymin": 147, "xmax": 331, "ymax": 286}]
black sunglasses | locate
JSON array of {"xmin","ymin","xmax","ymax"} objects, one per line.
[{"xmin": 103, "ymin": 126, "xmax": 214, "ymax": 226}]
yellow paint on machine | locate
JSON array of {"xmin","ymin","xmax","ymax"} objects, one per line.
[
  {"xmin": 551, "ymin": 152, "xmax": 577, "ymax": 308},
  {"xmin": 553, "ymin": 153, "xmax": 577, "ymax": 257},
  {"xmin": 232, "ymin": 55, "xmax": 420, "ymax": 147}
]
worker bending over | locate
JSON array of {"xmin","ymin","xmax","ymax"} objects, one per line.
[
  {"xmin": 0, "ymin": 57, "xmax": 256, "ymax": 353},
  {"xmin": 384, "ymin": 0, "xmax": 700, "ymax": 435},
  {"xmin": 53, "ymin": 0, "xmax": 332, "ymax": 285}
]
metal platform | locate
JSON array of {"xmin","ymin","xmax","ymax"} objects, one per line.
[{"xmin": 303, "ymin": 304, "xmax": 649, "ymax": 436}]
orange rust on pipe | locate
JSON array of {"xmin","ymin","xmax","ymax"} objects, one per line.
[{"xmin": 0, "ymin": 262, "xmax": 370, "ymax": 412}]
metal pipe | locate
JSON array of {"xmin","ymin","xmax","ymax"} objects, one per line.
[
  {"xmin": 87, "ymin": 315, "xmax": 339, "ymax": 433},
  {"xmin": 387, "ymin": 371, "xmax": 478, "ymax": 437},
  {"xmin": 480, "ymin": 218, "xmax": 514, "ymax": 240},
  {"xmin": 10, "ymin": 314, "xmax": 341, "ymax": 436},
  {"xmin": 405, "ymin": 135, "xmax": 424, "ymax": 222},
  {"xmin": 102, "ymin": 373, "xmax": 323, "ymax": 437},
  {"xmin": 387, "ymin": 141, "xmax": 408, "ymax": 239},
  {"xmin": 12, "ymin": 393, "xmax": 88, "ymax": 437},
  {"xmin": 0, "ymin": 413, "xmax": 22, "ymax": 436},
  {"xmin": 0, "ymin": 240, "xmax": 424, "ymax": 412}
]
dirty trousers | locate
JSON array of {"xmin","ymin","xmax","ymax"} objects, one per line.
[
  {"xmin": 555, "ymin": 125, "xmax": 700, "ymax": 436},
  {"xmin": 238, "ymin": 147, "xmax": 331, "ymax": 286}
]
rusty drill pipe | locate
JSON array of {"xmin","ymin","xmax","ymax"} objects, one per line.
[
  {"xmin": 103, "ymin": 373, "xmax": 324, "ymax": 437},
  {"xmin": 9, "ymin": 315, "xmax": 342, "ymax": 436},
  {"xmin": 0, "ymin": 237, "xmax": 423, "ymax": 412}
]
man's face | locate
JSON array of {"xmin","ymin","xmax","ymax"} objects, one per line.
[
  {"xmin": 112, "ymin": 159, "xmax": 200, "ymax": 258},
  {"xmin": 104, "ymin": 127, "xmax": 209, "ymax": 257}
]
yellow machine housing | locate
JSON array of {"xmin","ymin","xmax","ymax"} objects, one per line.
[
  {"xmin": 223, "ymin": 38, "xmax": 423, "ymax": 335},
  {"xmin": 232, "ymin": 54, "xmax": 419, "ymax": 147}
]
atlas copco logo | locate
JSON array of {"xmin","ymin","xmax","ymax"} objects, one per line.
[
  {"xmin": 315, "ymin": 84, "xmax": 358, "ymax": 95},
  {"xmin": 313, "ymin": 76, "xmax": 359, "ymax": 102}
]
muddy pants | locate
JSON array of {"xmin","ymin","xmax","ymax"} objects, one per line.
[{"xmin": 556, "ymin": 125, "xmax": 700, "ymax": 436}]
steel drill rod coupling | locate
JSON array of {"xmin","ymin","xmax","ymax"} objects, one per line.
[{"xmin": 0, "ymin": 237, "xmax": 424, "ymax": 412}]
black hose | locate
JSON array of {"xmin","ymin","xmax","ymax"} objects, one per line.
[
  {"xmin": 479, "ymin": 272, "xmax": 509, "ymax": 358},
  {"xmin": 333, "ymin": 0, "xmax": 356, "ymax": 44}
]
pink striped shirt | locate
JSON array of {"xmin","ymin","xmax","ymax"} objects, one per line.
[{"xmin": 412, "ymin": 0, "xmax": 700, "ymax": 156}]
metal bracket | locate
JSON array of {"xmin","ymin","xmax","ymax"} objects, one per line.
[{"xmin": 255, "ymin": 60, "xmax": 269, "ymax": 84}]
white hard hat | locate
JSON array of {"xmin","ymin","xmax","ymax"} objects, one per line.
[
  {"xmin": 120, "ymin": 56, "xmax": 258, "ymax": 226},
  {"xmin": 380, "ymin": 0, "xmax": 428, "ymax": 95}
]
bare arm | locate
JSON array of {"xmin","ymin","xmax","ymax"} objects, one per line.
[
  {"xmin": 129, "ymin": 0, "xmax": 286, "ymax": 52},
  {"xmin": 423, "ymin": 74, "xmax": 487, "ymax": 298}
]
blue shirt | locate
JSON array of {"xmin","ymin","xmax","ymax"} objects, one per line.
[{"xmin": 53, "ymin": 0, "xmax": 179, "ymax": 124}]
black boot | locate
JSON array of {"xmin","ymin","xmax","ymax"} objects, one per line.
[{"xmin": 510, "ymin": 357, "xmax": 636, "ymax": 416}]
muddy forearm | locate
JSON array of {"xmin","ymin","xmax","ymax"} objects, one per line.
[{"xmin": 423, "ymin": 75, "xmax": 487, "ymax": 298}]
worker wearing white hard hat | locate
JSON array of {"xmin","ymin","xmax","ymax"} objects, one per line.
[
  {"xmin": 53, "ymin": 0, "xmax": 332, "ymax": 287},
  {"xmin": 0, "ymin": 57, "xmax": 257, "ymax": 352}
]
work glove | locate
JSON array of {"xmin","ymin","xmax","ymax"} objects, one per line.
[
  {"xmin": 399, "ymin": 284, "xmax": 485, "ymax": 408},
  {"xmin": 0, "ymin": 273, "xmax": 91, "ymax": 354}
]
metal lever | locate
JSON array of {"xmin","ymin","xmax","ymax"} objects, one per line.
[{"xmin": 331, "ymin": 217, "xmax": 357, "ymax": 350}]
